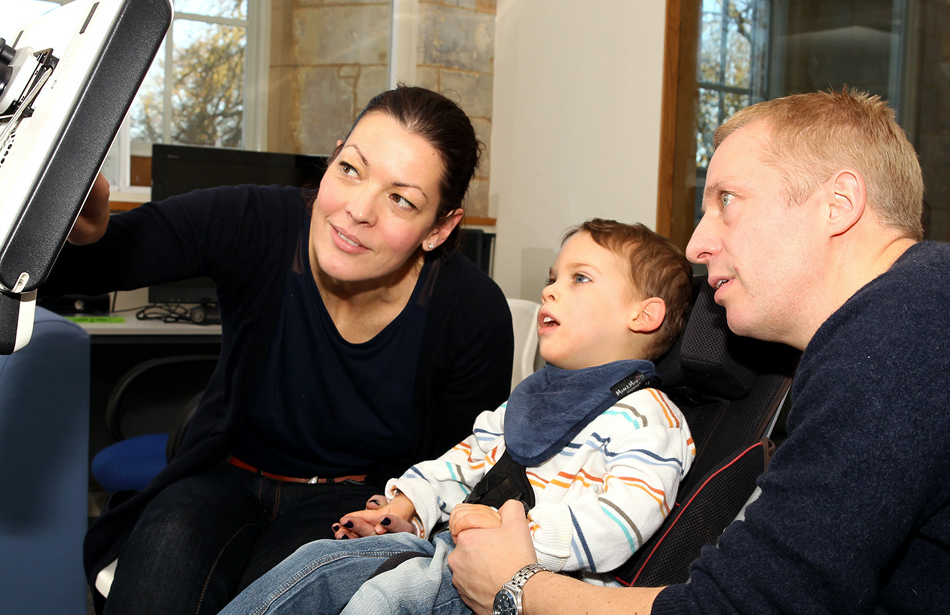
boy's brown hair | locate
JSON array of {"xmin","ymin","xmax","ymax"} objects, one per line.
[{"xmin": 562, "ymin": 219, "xmax": 692, "ymax": 361}]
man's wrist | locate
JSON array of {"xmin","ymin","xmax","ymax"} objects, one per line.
[
  {"xmin": 493, "ymin": 563, "xmax": 549, "ymax": 615},
  {"xmin": 515, "ymin": 565, "xmax": 550, "ymax": 615}
]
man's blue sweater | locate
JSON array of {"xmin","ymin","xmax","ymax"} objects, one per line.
[{"xmin": 654, "ymin": 241, "xmax": 950, "ymax": 614}]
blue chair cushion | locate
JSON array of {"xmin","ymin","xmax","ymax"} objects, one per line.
[{"xmin": 92, "ymin": 433, "xmax": 169, "ymax": 493}]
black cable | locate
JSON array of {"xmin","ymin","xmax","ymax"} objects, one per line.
[{"xmin": 135, "ymin": 303, "xmax": 191, "ymax": 324}]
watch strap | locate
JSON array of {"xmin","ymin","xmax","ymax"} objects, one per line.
[
  {"xmin": 499, "ymin": 562, "xmax": 548, "ymax": 614},
  {"xmin": 505, "ymin": 562, "xmax": 547, "ymax": 593}
]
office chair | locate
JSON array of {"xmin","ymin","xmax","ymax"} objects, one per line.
[
  {"xmin": 612, "ymin": 275, "xmax": 799, "ymax": 586},
  {"xmin": 506, "ymin": 298, "xmax": 541, "ymax": 391},
  {"xmin": 91, "ymin": 355, "xmax": 217, "ymax": 493}
]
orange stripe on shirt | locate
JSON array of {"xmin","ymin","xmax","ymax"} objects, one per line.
[
  {"xmin": 648, "ymin": 388, "xmax": 680, "ymax": 428},
  {"xmin": 550, "ymin": 468, "xmax": 605, "ymax": 490},
  {"xmin": 526, "ymin": 471, "xmax": 549, "ymax": 488},
  {"xmin": 607, "ymin": 473, "xmax": 667, "ymax": 499}
]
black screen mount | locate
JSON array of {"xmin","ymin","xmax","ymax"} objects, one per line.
[{"xmin": 0, "ymin": 0, "xmax": 172, "ymax": 353}]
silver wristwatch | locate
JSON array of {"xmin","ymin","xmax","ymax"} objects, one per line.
[{"xmin": 492, "ymin": 563, "xmax": 547, "ymax": 615}]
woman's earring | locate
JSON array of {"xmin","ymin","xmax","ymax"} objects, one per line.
[{"xmin": 428, "ymin": 244, "xmax": 435, "ymax": 250}]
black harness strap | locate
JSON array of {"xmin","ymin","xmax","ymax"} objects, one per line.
[{"xmin": 464, "ymin": 370, "xmax": 660, "ymax": 514}]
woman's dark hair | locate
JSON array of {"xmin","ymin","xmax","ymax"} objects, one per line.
[{"xmin": 336, "ymin": 85, "xmax": 482, "ymax": 254}]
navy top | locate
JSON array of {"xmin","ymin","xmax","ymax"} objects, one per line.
[
  {"xmin": 653, "ymin": 241, "xmax": 950, "ymax": 615},
  {"xmin": 231, "ymin": 215, "xmax": 430, "ymax": 477},
  {"xmin": 45, "ymin": 185, "xmax": 513, "ymax": 592}
]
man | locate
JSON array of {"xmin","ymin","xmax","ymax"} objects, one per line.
[{"xmin": 447, "ymin": 89, "xmax": 950, "ymax": 614}]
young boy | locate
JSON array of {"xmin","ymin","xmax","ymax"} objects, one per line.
[{"xmin": 220, "ymin": 219, "xmax": 695, "ymax": 615}]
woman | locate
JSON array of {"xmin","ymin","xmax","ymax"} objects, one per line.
[{"xmin": 46, "ymin": 86, "xmax": 514, "ymax": 614}]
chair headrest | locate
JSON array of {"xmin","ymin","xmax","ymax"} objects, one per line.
[{"xmin": 655, "ymin": 275, "xmax": 759, "ymax": 399}]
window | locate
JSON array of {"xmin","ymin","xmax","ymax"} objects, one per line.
[
  {"xmin": 696, "ymin": 0, "xmax": 770, "ymax": 169},
  {"xmin": 130, "ymin": 0, "xmax": 268, "ymax": 152},
  {"xmin": 4, "ymin": 0, "xmax": 269, "ymax": 193},
  {"xmin": 661, "ymin": 0, "xmax": 947, "ymax": 248}
]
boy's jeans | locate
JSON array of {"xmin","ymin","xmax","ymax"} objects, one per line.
[{"xmin": 220, "ymin": 531, "xmax": 473, "ymax": 615}]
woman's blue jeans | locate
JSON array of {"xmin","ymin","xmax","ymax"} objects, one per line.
[
  {"xmin": 100, "ymin": 462, "xmax": 381, "ymax": 615},
  {"xmin": 220, "ymin": 531, "xmax": 472, "ymax": 615}
]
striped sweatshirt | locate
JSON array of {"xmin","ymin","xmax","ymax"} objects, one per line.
[{"xmin": 387, "ymin": 387, "xmax": 695, "ymax": 579}]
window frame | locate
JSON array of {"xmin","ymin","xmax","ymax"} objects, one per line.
[
  {"xmin": 7, "ymin": 0, "xmax": 270, "ymax": 198},
  {"xmin": 129, "ymin": 0, "xmax": 269, "ymax": 156}
]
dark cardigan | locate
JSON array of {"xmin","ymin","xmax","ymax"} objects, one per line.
[
  {"xmin": 43, "ymin": 185, "xmax": 514, "ymax": 601},
  {"xmin": 653, "ymin": 241, "xmax": 950, "ymax": 614}
]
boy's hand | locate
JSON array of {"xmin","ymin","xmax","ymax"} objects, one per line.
[
  {"xmin": 449, "ymin": 503, "xmax": 503, "ymax": 540},
  {"xmin": 333, "ymin": 493, "xmax": 417, "ymax": 539}
]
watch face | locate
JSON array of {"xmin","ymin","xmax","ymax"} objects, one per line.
[{"xmin": 493, "ymin": 588, "xmax": 518, "ymax": 615}]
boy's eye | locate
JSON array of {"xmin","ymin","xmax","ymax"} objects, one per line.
[
  {"xmin": 544, "ymin": 277, "xmax": 556, "ymax": 287},
  {"xmin": 573, "ymin": 273, "xmax": 591, "ymax": 284},
  {"xmin": 721, "ymin": 192, "xmax": 734, "ymax": 208}
]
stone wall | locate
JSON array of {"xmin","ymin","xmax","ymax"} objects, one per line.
[
  {"xmin": 267, "ymin": 0, "xmax": 496, "ymax": 218},
  {"xmin": 267, "ymin": 0, "xmax": 392, "ymax": 157}
]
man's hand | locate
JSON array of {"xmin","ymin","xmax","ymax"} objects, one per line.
[
  {"xmin": 333, "ymin": 493, "xmax": 417, "ymax": 539},
  {"xmin": 449, "ymin": 503, "xmax": 503, "ymax": 539},
  {"xmin": 448, "ymin": 500, "xmax": 537, "ymax": 615},
  {"xmin": 448, "ymin": 499, "xmax": 665, "ymax": 615},
  {"xmin": 68, "ymin": 172, "xmax": 110, "ymax": 245}
]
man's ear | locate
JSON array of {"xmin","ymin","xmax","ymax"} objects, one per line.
[
  {"xmin": 423, "ymin": 209, "xmax": 464, "ymax": 251},
  {"xmin": 630, "ymin": 297, "xmax": 666, "ymax": 334},
  {"xmin": 827, "ymin": 169, "xmax": 866, "ymax": 237}
]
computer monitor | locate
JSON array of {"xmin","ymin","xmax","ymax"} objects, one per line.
[{"xmin": 147, "ymin": 144, "xmax": 328, "ymax": 305}]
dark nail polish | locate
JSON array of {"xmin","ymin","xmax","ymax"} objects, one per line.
[
  {"xmin": 380, "ymin": 517, "xmax": 392, "ymax": 526},
  {"xmin": 343, "ymin": 521, "xmax": 353, "ymax": 529},
  {"xmin": 341, "ymin": 534, "xmax": 349, "ymax": 539},
  {"xmin": 332, "ymin": 524, "xmax": 340, "ymax": 531}
]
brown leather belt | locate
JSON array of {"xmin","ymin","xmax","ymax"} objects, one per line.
[{"xmin": 227, "ymin": 456, "xmax": 367, "ymax": 484}]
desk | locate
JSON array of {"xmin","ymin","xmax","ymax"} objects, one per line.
[{"xmin": 74, "ymin": 314, "xmax": 222, "ymax": 343}]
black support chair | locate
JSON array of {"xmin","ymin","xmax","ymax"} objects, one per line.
[{"xmin": 612, "ymin": 275, "xmax": 800, "ymax": 586}]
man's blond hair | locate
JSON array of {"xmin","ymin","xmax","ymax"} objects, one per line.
[{"xmin": 715, "ymin": 88, "xmax": 923, "ymax": 240}]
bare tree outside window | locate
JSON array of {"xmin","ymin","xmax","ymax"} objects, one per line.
[
  {"xmin": 7, "ymin": 0, "xmax": 257, "ymax": 153},
  {"xmin": 131, "ymin": 0, "xmax": 249, "ymax": 148},
  {"xmin": 697, "ymin": 0, "xmax": 770, "ymax": 168}
]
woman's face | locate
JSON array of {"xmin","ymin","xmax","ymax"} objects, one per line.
[{"xmin": 310, "ymin": 112, "xmax": 457, "ymax": 286}]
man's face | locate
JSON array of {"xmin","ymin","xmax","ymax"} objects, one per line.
[{"xmin": 685, "ymin": 121, "xmax": 825, "ymax": 347}]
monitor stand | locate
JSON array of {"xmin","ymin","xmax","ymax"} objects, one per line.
[{"xmin": 0, "ymin": 0, "xmax": 172, "ymax": 353}]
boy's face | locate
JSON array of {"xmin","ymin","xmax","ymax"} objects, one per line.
[{"xmin": 538, "ymin": 232, "xmax": 649, "ymax": 371}]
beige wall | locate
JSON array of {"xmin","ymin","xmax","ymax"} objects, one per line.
[
  {"xmin": 267, "ymin": 0, "xmax": 497, "ymax": 218},
  {"xmin": 265, "ymin": 0, "xmax": 669, "ymax": 294},
  {"xmin": 490, "ymin": 0, "xmax": 667, "ymax": 300}
]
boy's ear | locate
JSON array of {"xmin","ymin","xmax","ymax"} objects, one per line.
[{"xmin": 629, "ymin": 297, "xmax": 665, "ymax": 334}]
